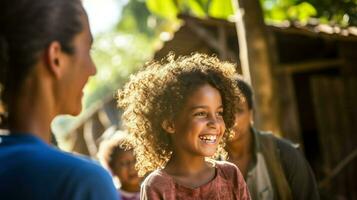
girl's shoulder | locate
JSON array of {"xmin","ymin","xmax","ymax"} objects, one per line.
[
  {"xmin": 141, "ymin": 169, "xmax": 176, "ymax": 199},
  {"xmin": 214, "ymin": 160, "xmax": 242, "ymax": 182},
  {"xmin": 215, "ymin": 160, "xmax": 251, "ymax": 199},
  {"xmin": 142, "ymin": 169, "xmax": 174, "ymax": 188},
  {"xmin": 215, "ymin": 160, "xmax": 239, "ymax": 173}
]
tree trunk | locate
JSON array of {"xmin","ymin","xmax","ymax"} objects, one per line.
[{"xmin": 231, "ymin": 0, "xmax": 281, "ymax": 134}]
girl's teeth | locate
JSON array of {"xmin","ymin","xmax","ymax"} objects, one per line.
[{"xmin": 199, "ymin": 135, "xmax": 217, "ymax": 143}]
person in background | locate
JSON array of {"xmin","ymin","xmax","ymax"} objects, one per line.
[
  {"xmin": 225, "ymin": 76, "xmax": 319, "ymax": 200},
  {"xmin": 117, "ymin": 53, "xmax": 251, "ymax": 200},
  {"xmin": 98, "ymin": 131, "xmax": 142, "ymax": 200},
  {"xmin": 0, "ymin": 0, "xmax": 119, "ymax": 199}
]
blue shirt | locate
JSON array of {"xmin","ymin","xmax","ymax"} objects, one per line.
[{"xmin": 0, "ymin": 133, "xmax": 120, "ymax": 200}]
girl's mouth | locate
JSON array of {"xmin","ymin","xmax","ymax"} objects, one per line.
[{"xmin": 199, "ymin": 135, "xmax": 217, "ymax": 144}]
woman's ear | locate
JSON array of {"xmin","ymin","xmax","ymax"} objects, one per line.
[
  {"xmin": 162, "ymin": 120, "xmax": 175, "ymax": 134},
  {"xmin": 45, "ymin": 41, "xmax": 66, "ymax": 79}
]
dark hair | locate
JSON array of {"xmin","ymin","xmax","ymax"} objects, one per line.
[
  {"xmin": 236, "ymin": 76, "xmax": 253, "ymax": 110},
  {"xmin": 0, "ymin": 0, "xmax": 84, "ymax": 109},
  {"xmin": 97, "ymin": 131, "xmax": 133, "ymax": 172}
]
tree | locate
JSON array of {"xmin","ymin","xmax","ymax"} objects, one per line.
[
  {"xmin": 145, "ymin": 0, "xmax": 356, "ymax": 26},
  {"xmin": 231, "ymin": 0, "xmax": 281, "ymax": 133}
]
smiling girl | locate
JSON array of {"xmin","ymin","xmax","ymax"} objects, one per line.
[{"xmin": 117, "ymin": 53, "xmax": 251, "ymax": 200}]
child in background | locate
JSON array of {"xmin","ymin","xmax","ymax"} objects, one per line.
[
  {"xmin": 117, "ymin": 53, "xmax": 251, "ymax": 200},
  {"xmin": 98, "ymin": 131, "xmax": 141, "ymax": 200}
]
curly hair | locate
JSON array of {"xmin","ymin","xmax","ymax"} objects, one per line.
[{"xmin": 117, "ymin": 53, "xmax": 241, "ymax": 176}]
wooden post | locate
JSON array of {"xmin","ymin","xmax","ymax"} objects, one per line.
[{"xmin": 231, "ymin": 0, "xmax": 281, "ymax": 134}]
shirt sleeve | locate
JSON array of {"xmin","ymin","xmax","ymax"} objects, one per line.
[
  {"xmin": 277, "ymin": 139, "xmax": 320, "ymax": 200},
  {"xmin": 236, "ymin": 164, "xmax": 252, "ymax": 200},
  {"xmin": 219, "ymin": 161, "xmax": 251, "ymax": 200},
  {"xmin": 140, "ymin": 183, "xmax": 162, "ymax": 200},
  {"xmin": 65, "ymin": 164, "xmax": 120, "ymax": 200}
]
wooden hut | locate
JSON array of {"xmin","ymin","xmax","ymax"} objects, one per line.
[
  {"xmin": 154, "ymin": 15, "xmax": 357, "ymax": 199},
  {"xmin": 63, "ymin": 14, "xmax": 357, "ymax": 199},
  {"xmin": 62, "ymin": 95, "xmax": 120, "ymax": 158}
]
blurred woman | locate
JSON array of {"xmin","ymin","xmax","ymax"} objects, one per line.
[
  {"xmin": 0, "ymin": 0, "xmax": 119, "ymax": 199},
  {"xmin": 226, "ymin": 77, "xmax": 319, "ymax": 200}
]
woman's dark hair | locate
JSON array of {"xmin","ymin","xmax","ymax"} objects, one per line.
[
  {"xmin": 236, "ymin": 76, "xmax": 253, "ymax": 110},
  {"xmin": 0, "ymin": 0, "xmax": 84, "ymax": 110}
]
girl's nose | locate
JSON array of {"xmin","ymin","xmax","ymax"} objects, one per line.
[{"xmin": 207, "ymin": 116, "xmax": 219, "ymax": 129}]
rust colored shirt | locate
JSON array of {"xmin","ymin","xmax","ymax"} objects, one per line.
[{"xmin": 140, "ymin": 161, "xmax": 251, "ymax": 200}]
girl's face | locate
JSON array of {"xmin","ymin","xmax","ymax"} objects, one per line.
[
  {"xmin": 112, "ymin": 150, "xmax": 141, "ymax": 192},
  {"xmin": 169, "ymin": 84, "xmax": 226, "ymax": 158}
]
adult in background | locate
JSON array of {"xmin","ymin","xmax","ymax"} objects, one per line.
[
  {"xmin": 0, "ymin": 0, "xmax": 119, "ymax": 199},
  {"xmin": 225, "ymin": 77, "xmax": 319, "ymax": 200}
]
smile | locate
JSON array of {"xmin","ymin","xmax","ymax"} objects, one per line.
[{"xmin": 199, "ymin": 135, "xmax": 217, "ymax": 144}]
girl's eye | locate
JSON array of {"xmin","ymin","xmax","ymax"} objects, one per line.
[
  {"xmin": 194, "ymin": 112, "xmax": 207, "ymax": 117},
  {"xmin": 217, "ymin": 111, "xmax": 224, "ymax": 117}
]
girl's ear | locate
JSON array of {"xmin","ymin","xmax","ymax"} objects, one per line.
[{"xmin": 162, "ymin": 120, "xmax": 175, "ymax": 134}]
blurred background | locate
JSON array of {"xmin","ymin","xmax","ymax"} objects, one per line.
[{"xmin": 46, "ymin": 0, "xmax": 356, "ymax": 199}]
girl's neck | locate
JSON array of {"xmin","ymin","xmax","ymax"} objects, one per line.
[
  {"xmin": 164, "ymin": 153, "xmax": 216, "ymax": 189},
  {"xmin": 165, "ymin": 153, "xmax": 208, "ymax": 176}
]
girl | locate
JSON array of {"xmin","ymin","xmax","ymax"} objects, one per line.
[
  {"xmin": 0, "ymin": 0, "xmax": 118, "ymax": 199},
  {"xmin": 98, "ymin": 131, "xmax": 142, "ymax": 200},
  {"xmin": 117, "ymin": 53, "xmax": 251, "ymax": 199}
]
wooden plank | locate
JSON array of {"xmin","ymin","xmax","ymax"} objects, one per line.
[
  {"xmin": 84, "ymin": 118, "xmax": 99, "ymax": 158},
  {"xmin": 311, "ymin": 76, "xmax": 357, "ymax": 198},
  {"xmin": 343, "ymin": 78, "xmax": 357, "ymax": 199},
  {"xmin": 275, "ymin": 59, "xmax": 343, "ymax": 74},
  {"xmin": 70, "ymin": 126, "xmax": 90, "ymax": 156},
  {"xmin": 276, "ymin": 74, "xmax": 302, "ymax": 144},
  {"xmin": 186, "ymin": 20, "xmax": 236, "ymax": 60},
  {"xmin": 311, "ymin": 77, "xmax": 334, "ymax": 172}
]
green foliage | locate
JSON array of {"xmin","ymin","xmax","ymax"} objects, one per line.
[
  {"xmin": 263, "ymin": 0, "xmax": 355, "ymax": 26},
  {"xmin": 264, "ymin": 1, "xmax": 317, "ymax": 23},
  {"xmin": 145, "ymin": 0, "xmax": 355, "ymax": 26},
  {"xmin": 120, "ymin": 0, "xmax": 159, "ymax": 35},
  {"xmin": 84, "ymin": 31, "xmax": 155, "ymax": 108},
  {"xmin": 146, "ymin": 0, "xmax": 234, "ymax": 20},
  {"xmin": 209, "ymin": 0, "xmax": 234, "ymax": 19},
  {"xmin": 84, "ymin": 0, "xmax": 158, "ymax": 108},
  {"xmin": 146, "ymin": 0, "xmax": 179, "ymax": 19},
  {"xmin": 287, "ymin": 2, "xmax": 317, "ymax": 22}
]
